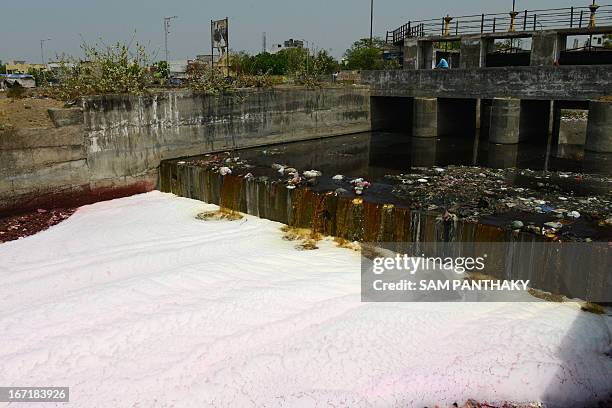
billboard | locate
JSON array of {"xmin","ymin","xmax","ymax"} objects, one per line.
[{"xmin": 211, "ymin": 18, "xmax": 228, "ymax": 50}]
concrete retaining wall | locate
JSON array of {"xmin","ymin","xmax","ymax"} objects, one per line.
[{"xmin": 0, "ymin": 87, "xmax": 371, "ymax": 214}]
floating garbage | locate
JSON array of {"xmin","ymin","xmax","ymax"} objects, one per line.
[
  {"xmin": 544, "ymin": 221, "xmax": 563, "ymax": 229},
  {"xmin": 303, "ymin": 170, "xmax": 322, "ymax": 178},
  {"xmin": 511, "ymin": 220, "xmax": 524, "ymax": 229},
  {"xmin": 332, "ymin": 175, "xmax": 344, "ymax": 181},
  {"xmin": 567, "ymin": 211, "xmax": 581, "ymax": 219},
  {"xmin": 287, "ymin": 175, "xmax": 301, "ymax": 187},
  {"xmin": 335, "ymin": 188, "xmax": 349, "ymax": 195},
  {"xmin": 219, "ymin": 167, "xmax": 232, "ymax": 176},
  {"xmin": 539, "ymin": 204, "xmax": 554, "ymax": 213},
  {"xmin": 351, "ymin": 178, "xmax": 371, "ymax": 196}
]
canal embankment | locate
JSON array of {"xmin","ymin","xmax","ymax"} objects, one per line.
[{"xmin": 0, "ymin": 87, "xmax": 371, "ymax": 215}]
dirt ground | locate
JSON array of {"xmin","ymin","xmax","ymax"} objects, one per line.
[{"xmin": 0, "ymin": 93, "xmax": 65, "ymax": 129}]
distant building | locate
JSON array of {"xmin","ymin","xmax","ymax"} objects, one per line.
[
  {"xmin": 283, "ymin": 39, "xmax": 304, "ymax": 49},
  {"xmin": 195, "ymin": 54, "xmax": 221, "ymax": 66},
  {"xmin": 168, "ymin": 60, "xmax": 191, "ymax": 79},
  {"xmin": 268, "ymin": 38, "xmax": 305, "ymax": 54},
  {"xmin": 5, "ymin": 61, "xmax": 47, "ymax": 74},
  {"xmin": 0, "ymin": 74, "xmax": 36, "ymax": 89}
]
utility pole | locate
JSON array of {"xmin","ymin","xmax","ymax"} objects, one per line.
[
  {"xmin": 263, "ymin": 32, "xmax": 267, "ymax": 53},
  {"xmin": 370, "ymin": 0, "xmax": 374, "ymax": 45},
  {"xmin": 40, "ymin": 38, "xmax": 51, "ymax": 65},
  {"xmin": 164, "ymin": 16, "xmax": 178, "ymax": 66}
]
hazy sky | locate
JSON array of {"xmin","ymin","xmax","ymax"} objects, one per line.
[{"xmin": 0, "ymin": 0, "xmax": 585, "ymax": 62}]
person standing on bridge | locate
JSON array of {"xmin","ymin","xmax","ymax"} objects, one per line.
[{"xmin": 436, "ymin": 58, "xmax": 449, "ymax": 69}]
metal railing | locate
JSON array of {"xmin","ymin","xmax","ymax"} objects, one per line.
[{"xmin": 389, "ymin": 4, "xmax": 612, "ymax": 44}]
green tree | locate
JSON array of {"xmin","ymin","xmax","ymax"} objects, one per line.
[
  {"xmin": 0, "ymin": 60, "xmax": 6, "ymax": 74},
  {"xmin": 604, "ymin": 34, "xmax": 612, "ymax": 49},
  {"xmin": 153, "ymin": 61, "xmax": 169, "ymax": 80},
  {"xmin": 343, "ymin": 38, "xmax": 385, "ymax": 70},
  {"xmin": 312, "ymin": 50, "xmax": 338, "ymax": 74},
  {"xmin": 28, "ymin": 68, "xmax": 55, "ymax": 86}
]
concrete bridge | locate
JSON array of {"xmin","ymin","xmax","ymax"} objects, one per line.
[{"xmin": 365, "ymin": 12, "xmax": 612, "ymax": 153}]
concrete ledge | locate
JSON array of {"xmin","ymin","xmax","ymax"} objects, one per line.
[
  {"xmin": 363, "ymin": 66, "xmax": 612, "ymax": 101},
  {"xmin": 48, "ymin": 108, "xmax": 84, "ymax": 128},
  {"xmin": 0, "ymin": 126, "xmax": 84, "ymax": 149}
]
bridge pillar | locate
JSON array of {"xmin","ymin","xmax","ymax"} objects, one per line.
[
  {"xmin": 489, "ymin": 98, "xmax": 520, "ymax": 144},
  {"xmin": 403, "ymin": 39, "xmax": 419, "ymax": 70},
  {"xmin": 460, "ymin": 35, "xmax": 483, "ymax": 69},
  {"xmin": 586, "ymin": 100, "xmax": 612, "ymax": 153},
  {"xmin": 413, "ymin": 97, "xmax": 438, "ymax": 137},
  {"xmin": 531, "ymin": 32, "xmax": 565, "ymax": 66}
]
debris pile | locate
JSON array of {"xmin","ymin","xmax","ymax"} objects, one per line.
[
  {"xmin": 387, "ymin": 166, "xmax": 611, "ymax": 240},
  {"xmin": 0, "ymin": 208, "xmax": 76, "ymax": 243}
]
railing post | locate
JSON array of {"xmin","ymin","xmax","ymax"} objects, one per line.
[
  {"xmin": 443, "ymin": 15, "xmax": 453, "ymax": 36},
  {"xmin": 509, "ymin": 11, "xmax": 519, "ymax": 32},
  {"xmin": 493, "ymin": 17, "xmax": 496, "ymax": 32},
  {"xmin": 523, "ymin": 10, "xmax": 528, "ymax": 31},
  {"xmin": 441, "ymin": 18, "xmax": 445, "ymax": 36},
  {"xmin": 589, "ymin": 1, "xmax": 600, "ymax": 28},
  {"xmin": 455, "ymin": 20, "xmax": 459, "ymax": 35},
  {"xmin": 408, "ymin": 21, "xmax": 411, "ymax": 37},
  {"xmin": 570, "ymin": 6, "xmax": 574, "ymax": 28},
  {"xmin": 481, "ymin": 14, "xmax": 485, "ymax": 33},
  {"xmin": 579, "ymin": 10, "xmax": 584, "ymax": 28},
  {"xmin": 533, "ymin": 14, "xmax": 537, "ymax": 31}
]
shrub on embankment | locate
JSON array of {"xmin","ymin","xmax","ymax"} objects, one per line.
[{"xmin": 40, "ymin": 41, "xmax": 333, "ymax": 102}]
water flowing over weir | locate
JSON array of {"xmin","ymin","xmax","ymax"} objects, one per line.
[{"xmin": 159, "ymin": 133, "xmax": 611, "ymax": 302}]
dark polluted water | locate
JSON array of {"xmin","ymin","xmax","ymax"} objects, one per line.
[{"xmin": 231, "ymin": 131, "xmax": 612, "ymax": 179}]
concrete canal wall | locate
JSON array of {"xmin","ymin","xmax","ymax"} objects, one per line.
[{"xmin": 0, "ymin": 87, "xmax": 371, "ymax": 214}]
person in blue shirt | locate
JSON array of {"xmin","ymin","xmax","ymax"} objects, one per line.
[{"xmin": 436, "ymin": 58, "xmax": 449, "ymax": 69}]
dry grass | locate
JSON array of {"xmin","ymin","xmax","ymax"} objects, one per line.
[
  {"xmin": 0, "ymin": 94, "xmax": 64, "ymax": 129},
  {"xmin": 280, "ymin": 226, "xmax": 322, "ymax": 251},
  {"xmin": 580, "ymin": 302, "xmax": 606, "ymax": 315},
  {"xmin": 333, "ymin": 237, "xmax": 361, "ymax": 251},
  {"xmin": 196, "ymin": 208, "xmax": 243, "ymax": 221},
  {"xmin": 0, "ymin": 109, "xmax": 12, "ymax": 131},
  {"xmin": 528, "ymin": 288, "xmax": 564, "ymax": 303}
]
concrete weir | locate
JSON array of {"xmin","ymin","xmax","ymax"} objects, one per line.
[
  {"xmin": 586, "ymin": 100, "xmax": 612, "ymax": 153},
  {"xmin": 159, "ymin": 159, "xmax": 611, "ymax": 303}
]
